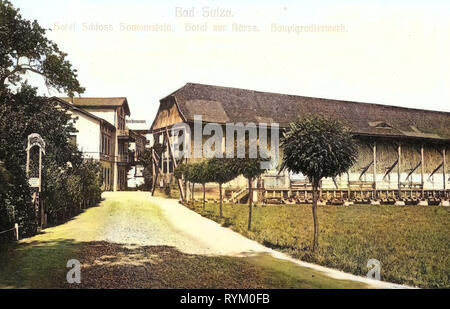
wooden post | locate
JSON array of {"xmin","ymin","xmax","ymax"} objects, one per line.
[
  {"xmin": 165, "ymin": 128, "xmax": 185, "ymax": 201},
  {"xmin": 151, "ymin": 148, "xmax": 156, "ymax": 191},
  {"xmin": 26, "ymin": 147, "xmax": 30, "ymax": 177},
  {"xmin": 397, "ymin": 144, "xmax": 401, "ymax": 199},
  {"xmin": 421, "ymin": 144, "xmax": 425, "ymax": 198},
  {"xmin": 14, "ymin": 223, "xmax": 19, "ymax": 241},
  {"xmin": 373, "ymin": 142, "xmax": 377, "ymax": 199},
  {"xmin": 347, "ymin": 172, "xmax": 351, "ymax": 200},
  {"xmin": 151, "ymin": 151, "xmax": 163, "ymax": 196},
  {"xmin": 319, "ymin": 180, "xmax": 322, "ymax": 201},
  {"xmin": 443, "ymin": 148, "xmax": 446, "ymax": 195},
  {"xmin": 38, "ymin": 149, "xmax": 42, "ymax": 192}
]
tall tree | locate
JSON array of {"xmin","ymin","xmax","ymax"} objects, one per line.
[
  {"xmin": 0, "ymin": 1, "xmax": 93, "ymax": 236},
  {"xmin": 0, "ymin": 85, "xmax": 80, "ymax": 235},
  {"xmin": 280, "ymin": 115, "xmax": 358, "ymax": 252},
  {"xmin": 0, "ymin": 160, "xmax": 11, "ymax": 194},
  {"xmin": 0, "ymin": 0, "xmax": 84, "ymax": 96},
  {"xmin": 0, "ymin": 85, "xmax": 94, "ymax": 235}
]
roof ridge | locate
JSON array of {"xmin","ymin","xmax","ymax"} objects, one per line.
[
  {"xmin": 59, "ymin": 96, "xmax": 127, "ymax": 99},
  {"xmin": 183, "ymin": 82, "xmax": 450, "ymax": 115}
]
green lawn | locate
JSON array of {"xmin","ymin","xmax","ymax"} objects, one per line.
[
  {"xmin": 0, "ymin": 240, "xmax": 368, "ymax": 289},
  {"xmin": 191, "ymin": 202, "xmax": 450, "ymax": 288},
  {"xmin": 0, "ymin": 193, "xmax": 368, "ymax": 289}
]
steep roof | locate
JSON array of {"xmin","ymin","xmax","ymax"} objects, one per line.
[
  {"xmin": 49, "ymin": 97, "xmax": 116, "ymax": 129},
  {"xmin": 61, "ymin": 97, "xmax": 130, "ymax": 116},
  {"xmin": 162, "ymin": 83, "xmax": 450, "ymax": 141}
]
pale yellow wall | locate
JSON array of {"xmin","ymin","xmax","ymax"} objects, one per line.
[
  {"xmin": 68, "ymin": 109, "xmax": 101, "ymax": 159},
  {"xmin": 82, "ymin": 108, "xmax": 117, "ymax": 127}
]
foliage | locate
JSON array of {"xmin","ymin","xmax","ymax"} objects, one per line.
[
  {"xmin": 193, "ymin": 202, "xmax": 450, "ymax": 289},
  {"xmin": 44, "ymin": 159, "xmax": 102, "ymax": 225},
  {"xmin": 227, "ymin": 143, "xmax": 270, "ymax": 230},
  {"xmin": 206, "ymin": 157, "xmax": 239, "ymax": 217},
  {"xmin": 139, "ymin": 148, "xmax": 153, "ymax": 191},
  {"xmin": 0, "ymin": 0, "xmax": 84, "ymax": 96},
  {"xmin": 207, "ymin": 157, "xmax": 239, "ymax": 185},
  {"xmin": 0, "ymin": 85, "xmax": 101, "ymax": 236},
  {"xmin": 280, "ymin": 115, "xmax": 358, "ymax": 251},
  {"xmin": 175, "ymin": 161, "xmax": 212, "ymax": 208},
  {"xmin": 138, "ymin": 142, "xmax": 165, "ymax": 192},
  {"xmin": 0, "ymin": 160, "xmax": 11, "ymax": 194},
  {"xmin": 164, "ymin": 183, "xmax": 171, "ymax": 197},
  {"xmin": 0, "ymin": 1, "xmax": 94, "ymax": 238},
  {"xmin": 280, "ymin": 115, "xmax": 358, "ymax": 185}
]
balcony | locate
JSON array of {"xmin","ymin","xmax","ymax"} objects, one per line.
[
  {"xmin": 128, "ymin": 151, "xmax": 136, "ymax": 164},
  {"xmin": 117, "ymin": 154, "xmax": 129, "ymax": 163},
  {"xmin": 117, "ymin": 129, "xmax": 131, "ymax": 139}
]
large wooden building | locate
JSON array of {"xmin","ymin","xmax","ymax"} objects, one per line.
[{"xmin": 150, "ymin": 83, "xmax": 450, "ymax": 205}]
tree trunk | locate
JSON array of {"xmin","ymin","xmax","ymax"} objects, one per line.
[
  {"xmin": 191, "ymin": 182, "xmax": 195, "ymax": 207},
  {"xmin": 219, "ymin": 183, "xmax": 223, "ymax": 218},
  {"xmin": 248, "ymin": 178, "xmax": 253, "ymax": 230},
  {"xmin": 203, "ymin": 183, "xmax": 206, "ymax": 211},
  {"xmin": 312, "ymin": 181, "xmax": 319, "ymax": 252}
]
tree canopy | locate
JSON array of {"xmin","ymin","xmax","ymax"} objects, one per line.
[
  {"xmin": 0, "ymin": 0, "xmax": 84, "ymax": 96},
  {"xmin": 280, "ymin": 115, "xmax": 358, "ymax": 186},
  {"xmin": 280, "ymin": 115, "xmax": 358, "ymax": 251},
  {"xmin": 0, "ymin": 85, "xmax": 98, "ymax": 236}
]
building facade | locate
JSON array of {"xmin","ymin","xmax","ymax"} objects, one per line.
[
  {"xmin": 126, "ymin": 119, "xmax": 149, "ymax": 189},
  {"xmin": 150, "ymin": 83, "xmax": 450, "ymax": 205},
  {"xmin": 51, "ymin": 97, "xmax": 145, "ymax": 191}
]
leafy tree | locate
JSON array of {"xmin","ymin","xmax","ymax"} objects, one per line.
[
  {"xmin": 206, "ymin": 157, "xmax": 239, "ymax": 218},
  {"xmin": 175, "ymin": 162, "xmax": 195, "ymax": 205},
  {"xmin": 0, "ymin": 160, "xmax": 11, "ymax": 194},
  {"xmin": 0, "ymin": 1, "xmax": 93, "ymax": 237},
  {"xmin": 0, "ymin": 85, "xmax": 97, "ymax": 235},
  {"xmin": 74, "ymin": 159, "xmax": 102, "ymax": 210},
  {"xmin": 0, "ymin": 0, "xmax": 84, "ymax": 96},
  {"xmin": 44, "ymin": 158, "xmax": 102, "ymax": 224},
  {"xmin": 139, "ymin": 148, "xmax": 153, "ymax": 191},
  {"xmin": 191, "ymin": 162, "xmax": 211, "ymax": 210},
  {"xmin": 229, "ymin": 145, "xmax": 270, "ymax": 230},
  {"xmin": 280, "ymin": 115, "xmax": 358, "ymax": 252},
  {"xmin": 138, "ymin": 142, "xmax": 165, "ymax": 192},
  {"xmin": 175, "ymin": 161, "xmax": 211, "ymax": 209}
]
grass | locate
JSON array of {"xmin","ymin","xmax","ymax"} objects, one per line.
[
  {"xmin": 191, "ymin": 202, "xmax": 450, "ymax": 288},
  {"xmin": 0, "ymin": 240, "xmax": 368, "ymax": 289},
  {"xmin": 0, "ymin": 192, "xmax": 367, "ymax": 289}
]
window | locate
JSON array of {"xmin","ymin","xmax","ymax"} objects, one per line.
[
  {"xmin": 101, "ymin": 135, "xmax": 105, "ymax": 154},
  {"xmin": 69, "ymin": 135, "xmax": 77, "ymax": 146}
]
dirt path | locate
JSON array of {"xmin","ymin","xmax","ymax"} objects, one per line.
[
  {"xmin": 1, "ymin": 192, "xmax": 409, "ymax": 288},
  {"xmin": 144, "ymin": 194, "xmax": 410, "ymax": 289}
]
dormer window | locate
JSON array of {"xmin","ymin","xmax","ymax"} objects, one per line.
[{"xmin": 369, "ymin": 121, "xmax": 393, "ymax": 129}]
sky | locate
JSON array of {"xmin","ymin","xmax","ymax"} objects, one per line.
[{"xmin": 11, "ymin": 0, "xmax": 450, "ymax": 125}]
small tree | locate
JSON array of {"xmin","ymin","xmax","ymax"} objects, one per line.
[
  {"xmin": 280, "ymin": 115, "xmax": 358, "ymax": 252},
  {"xmin": 191, "ymin": 162, "xmax": 211, "ymax": 210},
  {"xmin": 229, "ymin": 143, "xmax": 270, "ymax": 230},
  {"xmin": 175, "ymin": 162, "xmax": 207, "ymax": 208},
  {"xmin": 206, "ymin": 158, "xmax": 239, "ymax": 218},
  {"xmin": 138, "ymin": 142, "xmax": 165, "ymax": 192}
]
